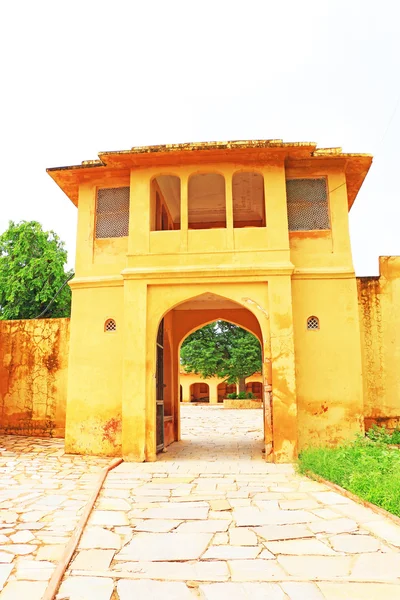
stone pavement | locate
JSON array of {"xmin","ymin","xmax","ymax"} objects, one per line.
[{"xmin": 1, "ymin": 406, "xmax": 400, "ymax": 599}]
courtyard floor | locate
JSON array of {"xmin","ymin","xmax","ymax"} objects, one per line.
[{"xmin": 0, "ymin": 406, "xmax": 400, "ymax": 599}]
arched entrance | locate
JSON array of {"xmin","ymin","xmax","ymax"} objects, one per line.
[
  {"xmin": 152, "ymin": 290, "xmax": 272, "ymax": 459},
  {"xmin": 217, "ymin": 382, "xmax": 238, "ymax": 402},
  {"xmin": 189, "ymin": 382, "xmax": 210, "ymax": 403},
  {"xmin": 246, "ymin": 381, "xmax": 263, "ymax": 399}
]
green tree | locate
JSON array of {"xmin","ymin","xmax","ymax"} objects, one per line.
[
  {"xmin": 0, "ymin": 220, "xmax": 72, "ymax": 320},
  {"xmin": 180, "ymin": 321, "xmax": 262, "ymax": 392}
]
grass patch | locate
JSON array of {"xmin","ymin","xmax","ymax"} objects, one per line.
[{"xmin": 298, "ymin": 436, "xmax": 400, "ymax": 517}]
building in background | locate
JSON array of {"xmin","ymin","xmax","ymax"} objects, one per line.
[{"xmin": 179, "ymin": 371, "xmax": 263, "ymax": 404}]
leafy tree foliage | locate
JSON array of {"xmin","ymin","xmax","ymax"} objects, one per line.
[
  {"xmin": 0, "ymin": 221, "xmax": 72, "ymax": 320},
  {"xmin": 180, "ymin": 321, "xmax": 262, "ymax": 392}
]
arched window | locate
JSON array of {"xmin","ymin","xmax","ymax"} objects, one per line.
[
  {"xmin": 104, "ymin": 318, "xmax": 117, "ymax": 332},
  {"xmin": 151, "ymin": 175, "xmax": 181, "ymax": 231},
  {"xmin": 190, "ymin": 382, "xmax": 210, "ymax": 402},
  {"xmin": 307, "ymin": 316, "xmax": 320, "ymax": 330},
  {"xmin": 233, "ymin": 172, "xmax": 265, "ymax": 228},
  {"xmin": 188, "ymin": 173, "xmax": 226, "ymax": 229}
]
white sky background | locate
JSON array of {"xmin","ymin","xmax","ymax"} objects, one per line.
[{"xmin": 0, "ymin": 0, "xmax": 399, "ymax": 275}]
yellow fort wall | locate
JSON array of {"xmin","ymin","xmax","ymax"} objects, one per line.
[
  {"xmin": 0, "ymin": 318, "xmax": 69, "ymax": 438},
  {"xmin": 358, "ymin": 257, "xmax": 400, "ymax": 430}
]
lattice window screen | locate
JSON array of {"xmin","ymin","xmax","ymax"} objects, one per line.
[
  {"xmin": 286, "ymin": 178, "xmax": 329, "ymax": 231},
  {"xmin": 96, "ymin": 187, "xmax": 130, "ymax": 238},
  {"xmin": 104, "ymin": 319, "xmax": 117, "ymax": 332},
  {"xmin": 307, "ymin": 316, "xmax": 320, "ymax": 330}
]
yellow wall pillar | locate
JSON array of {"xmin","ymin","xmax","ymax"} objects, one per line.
[
  {"xmin": 122, "ymin": 279, "xmax": 148, "ymax": 461},
  {"xmin": 262, "ymin": 162, "xmax": 290, "ymax": 250},
  {"xmin": 209, "ymin": 383, "xmax": 218, "ymax": 405},
  {"xmin": 181, "ymin": 381, "xmax": 191, "ymax": 403},
  {"xmin": 268, "ymin": 276, "xmax": 298, "ymax": 462}
]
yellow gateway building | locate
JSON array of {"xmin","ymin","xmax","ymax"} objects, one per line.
[{"xmin": 46, "ymin": 140, "xmax": 400, "ymax": 463}]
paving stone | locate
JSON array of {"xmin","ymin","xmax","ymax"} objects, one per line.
[
  {"xmin": 265, "ymin": 538, "xmax": 337, "ymax": 555},
  {"xmin": 15, "ymin": 522, "xmax": 45, "ymax": 531},
  {"xmin": 177, "ymin": 520, "xmax": 229, "ymax": 533},
  {"xmin": 79, "ymin": 527, "xmax": 122, "ymax": 549},
  {"xmin": 0, "ymin": 580, "xmax": 47, "ymax": 599},
  {"xmin": 209, "ymin": 499, "xmax": 231, "ymax": 511},
  {"xmin": 0, "ymin": 564, "xmax": 13, "ymax": 591},
  {"xmin": 117, "ymin": 579, "xmax": 196, "ymax": 599},
  {"xmin": 253, "ymin": 524, "xmax": 314, "ymax": 541},
  {"xmin": 0, "ymin": 536, "xmax": 8, "ymax": 544},
  {"xmin": 36, "ymin": 545, "xmax": 66, "ymax": 561},
  {"xmin": 34, "ymin": 494, "xmax": 67, "ymax": 507},
  {"xmin": 213, "ymin": 532, "xmax": 229, "ymax": 544},
  {"xmin": 96, "ymin": 497, "xmax": 131, "ymax": 510},
  {"xmin": 228, "ymin": 559, "xmax": 287, "ymax": 581},
  {"xmin": 308, "ymin": 518, "xmax": 358, "ymax": 534},
  {"xmin": 281, "ymin": 582, "xmax": 325, "ymax": 599},
  {"xmin": 351, "ymin": 552, "xmax": 400, "ymax": 581},
  {"xmin": 311, "ymin": 508, "xmax": 342, "ymax": 520},
  {"xmin": 116, "ymin": 532, "xmax": 213, "ymax": 561},
  {"xmin": 89, "ymin": 510, "xmax": 129, "ymax": 526},
  {"xmin": 331, "ymin": 503, "xmax": 383, "ymax": 522},
  {"xmin": 362, "ymin": 519, "xmax": 400, "ymax": 547},
  {"xmin": 111, "ymin": 559, "xmax": 230, "ymax": 581},
  {"xmin": 200, "ymin": 582, "xmax": 286, "ymax": 599},
  {"xmin": 202, "ymin": 545, "xmax": 261, "ymax": 559},
  {"xmin": 279, "ymin": 499, "xmax": 321, "ymax": 510},
  {"xmin": 329, "ymin": 533, "xmax": 381, "ymax": 553},
  {"xmin": 277, "ymin": 555, "xmax": 353, "ymax": 579},
  {"xmin": 101, "ymin": 489, "xmax": 130, "ymax": 498},
  {"xmin": 311, "ymin": 492, "xmax": 352, "ymax": 505},
  {"xmin": 10, "ymin": 530, "xmax": 35, "ymax": 543},
  {"xmin": 0, "ymin": 544, "xmax": 37, "ymax": 556},
  {"xmin": 20, "ymin": 511, "xmax": 48, "ymax": 522},
  {"xmin": 234, "ymin": 507, "xmax": 314, "ymax": 526},
  {"xmin": 57, "ymin": 575, "xmax": 114, "ymax": 600},
  {"xmin": 16, "ymin": 559, "xmax": 55, "ymax": 580},
  {"xmin": 317, "ymin": 582, "xmax": 400, "ymax": 599},
  {"xmin": 131, "ymin": 519, "xmax": 182, "ymax": 532},
  {"xmin": 140, "ymin": 504, "xmax": 209, "ymax": 520},
  {"xmin": 0, "ymin": 553, "xmax": 13, "ymax": 564},
  {"xmin": 71, "ymin": 549, "xmax": 115, "ymax": 571},
  {"xmin": 229, "ymin": 527, "xmax": 258, "ymax": 546}
]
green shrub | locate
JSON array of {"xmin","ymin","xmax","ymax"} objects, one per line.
[
  {"xmin": 238, "ymin": 391, "xmax": 247, "ymax": 399},
  {"xmin": 298, "ymin": 437, "xmax": 400, "ymax": 517},
  {"xmin": 227, "ymin": 393, "xmax": 238, "ymax": 399},
  {"xmin": 390, "ymin": 429, "xmax": 400, "ymax": 444},
  {"xmin": 366, "ymin": 424, "xmax": 392, "ymax": 444},
  {"xmin": 246, "ymin": 392, "xmax": 256, "ymax": 399},
  {"xmin": 366, "ymin": 424, "xmax": 400, "ymax": 445}
]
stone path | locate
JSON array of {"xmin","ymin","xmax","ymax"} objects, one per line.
[{"xmin": 1, "ymin": 406, "xmax": 400, "ymax": 598}]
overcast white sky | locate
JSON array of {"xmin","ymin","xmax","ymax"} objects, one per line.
[{"xmin": 1, "ymin": 0, "xmax": 399, "ymax": 275}]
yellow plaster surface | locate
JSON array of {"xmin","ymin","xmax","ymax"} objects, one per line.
[
  {"xmin": 358, "ymin": 257, "xmax": 400, "ymax": 430},
  {"xmin": 0, "ymin": 318, "xmax": 69, "ymax": 437},
  {"xmin": 32, "ymin": 138, "xmax": 399, "ymax": 464}
]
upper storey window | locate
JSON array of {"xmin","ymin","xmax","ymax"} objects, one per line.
[
  {"xmin": 151, "ymin": 175, "xmax": 181, "ymax": 231},
  {"xmin": 95, "ymin": 187, "xmax": 130, "ymax": 238},
  {"xmin": 286, "ymin": 178, "xmax": 330, "ymax": 231},
  {"xmin": 233, "ymin": 172, "xmax": 265, "ymax": 228},
  {"xmin": 188, "ymin": 174, "xmax": 226, "ymax": 229}
]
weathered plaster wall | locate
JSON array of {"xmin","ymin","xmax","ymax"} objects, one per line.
[
  {"xmin": 0, "ymin": 318, "xmax": 69, "ymax": 437},
  {"xmin": 292, "ymin": 277, "xmax": 364, "ymax": 449},
  {"xmin": 65, "ymin": 286, "xmax": 124, "ymax": 456},
  {"xmin": 358, "ymin": 256, "xmax": 400, "ymax": 430}
]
